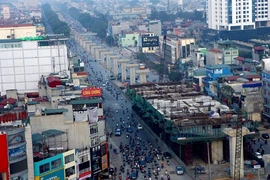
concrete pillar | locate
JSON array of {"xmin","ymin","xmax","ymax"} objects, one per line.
[
  {"xmin": 136, "ymin": 69, "xmax": 150, "ymax": 84},
  {"xmin": 94, "ymin": 47, "xmax": 103, "ymax": 60},
  {"xmin": 223, "ymin": 127, "xmax": 250, "ymax": 179},
  {"xmin": 112, "ymin": 58, "xmax": 119, "ymax": 76},
  {"xmin": 107, "ymin": 55, "xmax": 119, "ymax": 71},
  {"xmin": 101, "ymin": 52, "xmax": 113, "ymax": 65},
  {"xmin": 118, "ymin": 59, "xmax": 129, "ymax": 82},
  {"xmin": 87, "ymin": 43, "xmax": 96, "ymax": 54},
  {"xmin": 96, "ymin": 49, "xmax": 107, "ymax": 61},
  {"xmin": 211, "ymin": 140, "xmax": 223, "ymax": 162},
  {"xmin": 126, "ymin": 64, "xmax": 138, "ymax": 85},
  {"xmin": 91, "ymin": 46, "xmax": 100, "ymax": 56}
]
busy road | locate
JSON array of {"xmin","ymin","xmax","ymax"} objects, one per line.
[{"xmin": 66, "ymin": 37, "xmax": 192, "ymax": 180}]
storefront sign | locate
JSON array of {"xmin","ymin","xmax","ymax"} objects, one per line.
[
  {"xmin": 35, "ymin": 168, "xmax": 64, "ymax": 180},
  {"xmin": 8, "ymin": 132, "xmax": 25, "ymax": 146},
  {"xmin": 81, "ymin": 87, "xmax": 102, "ymax": 97},
  {"xmin": 101, "ymin": 155, "xmax": 108, "ymax": 170},
  {"xmin": 9, "ymin": 144, "xmax": 26, "ymax": 161},
  {"xmin": 91, "ymin": 146, "xmax": 101, "ymax": 175}
]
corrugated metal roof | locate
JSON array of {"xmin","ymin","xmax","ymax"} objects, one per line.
[
  {"xmin": 42, "ymin": 129, "xmax": 65, "ymax": 138},
  {"xmin": 71, "ymin": 99, "xmax": 102, "ymax": 105}
]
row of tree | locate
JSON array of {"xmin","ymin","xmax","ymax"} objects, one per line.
[
  {"xmin": 68, "ymin": 7, "xmax": 108, "ymax": 39},
  {"xmin": 42, "ymin": 4, "xmax": 71, "ymax": 37},
  {"xmin": 150, "ymin": 9, "xmax": 205, "ymax": 22}
]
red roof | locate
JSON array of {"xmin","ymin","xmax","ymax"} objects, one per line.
[
  {"xmin": 0, "ymin": 98, "xmax": 17, "ymax": 105},
  {"xmin": 208, "ymin": 49, "xmax": 221, "ymax": 53},
  {"xmin": 254, "ymin": 46, "xmax": 264, "ymax": 51},
  {"xmin": 26, "ymin": 92, "xmax": 39, "ymax": 98},
  {"xmin": 246, "ymin": 75, "xmax": 261, "ymax": 79},
  {"xmin": 46, "ymin": 76, "xmax": 62, "ymax": 88},
  {"xmin": 0, "ymin": 24, "xmax": 34, "ymax": 28},
  {"xmin": 77, "ymin": 72, "xmax": 88, "ymax": 76},
  {"xmin": 234, "ymin": 56, "xmax": 245, "ymax": 61},
  {"xmin": 226, "ymin": 76, "xmax": 240, "ymax": 81}
]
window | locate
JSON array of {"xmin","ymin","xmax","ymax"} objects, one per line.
[
  {"xmin": 39, "ymin": 163, "xmax": 50, "ymax": 174},
  {"xmin": 90, "ymin": 123, "xmax": 98, "ymax": 135},
  {"xmin": 65, "ymin": 154, "xmax": 74, "ymax": 164},
  {"xmin": 65, "ymin": 166, "xmax": 75, "ymax": 177},
  {"xmin": 91, "ymin": 136, "xmax": 99, "ymax": 146},
  {"xmin": 51, "ymin": 158, "xmax": 61, "ymax": 169}
]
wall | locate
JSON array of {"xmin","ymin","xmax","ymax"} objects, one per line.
[
  {"xmin": 0, "ymin": 41, "xmax": 68, "ymax": 95},
  {"xmin": 63, "ymin": 150, "xmax": 77, "ymax": 180},
  {"xmin": 0, "ymin": 132, "xmax": 9, "ymax": 180},
  {"xmin": 206, "ymin": 51, "xmax": 222, "ymax": 65},
  {"xmin": 119, "ymin": 33, "xmax": 139, "ymax": 47},
  {"xmin": 211, "ymin": 140, "xmax": 223, "ymax": 162},
  {"xmin": 25, "ymin": 125, "xmax": 34, "ymax": 180},
  {"xmin": 34, "ymin": 153, "xmax": 64, "ymax": 180},
  {"xmin": 0, "ymin": 26, "xmax": 36, "ymax": 39},
  {"xmin": 30, "ymin": 114, "xmax": 91, "ymax": 149}
]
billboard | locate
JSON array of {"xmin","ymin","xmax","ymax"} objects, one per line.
[
  {"xmin": 35, "ymin": 168, "xmax": 65, "ymax": 180},
  {"xmin": 9, "ymin": 144, "xmax": 26, "ymax": 161},
  {"xmin": 100, "ymin": 142, "xmax": 108, "ymax": 171},
  {"xmin": 141, "ymin": 35, "xmax": 159, "ymax": 47},
  {"xmin": 0, "ymin": 133, "xmax": 9, "ymax": 180},
  {"xmin": 81, "ymin": 87, "xmax": 102, "ymax": 97},
  {"xmin": 90, "ymin": 146, "xmax": 101, "ymax": 175}
]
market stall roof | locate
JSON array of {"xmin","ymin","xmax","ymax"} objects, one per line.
[
  {"xmin": 42, "ymin": 129, "xmax": 65, "ymax": 138},
  {"xmin": 32, "ymin": 133, "xmax": 44, "ymax": 145}
]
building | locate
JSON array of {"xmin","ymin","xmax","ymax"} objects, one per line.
[
  {"xmin": 193, "ymin": 68, "xmax": 206, "ymax": 92},
  {"xmin": 139, "ymin": 33, "xmax": 159, "ymax": 53},
  {"xmin": 206, "ymin": 0, "xmax": 255, "ymax": 31},
  {"xmin": 204, "ymin": 64, "xmax": 233, "ymax": 97},
  {"xmin": 35, "ymin": 23, "xmax": 45, "ymax": 36},
  {"xmin": 0, "ymin": 35, "xmax": 69, "ymax": 95},
  {"xmin": 206, "ymin": 49, "xmax": 222, "ymax": 65},
  {"xmin": 0, "ymin": 92, "xmax": 31, "ymax": 180},
  {"xmin": 191, "ymin": 45, "xmax": 206, "ymax": 68},
  {"xmin": 0, "ymin": 24, "xmax": 37, "ymax": 39},
  {"xmin": 149, "ymin": 20, "xmax": 161, "ymax": 36},
  {"xmin": 262, "ymin": 58, "xmax": 270, "ymax": 121},
  {"xmin": 118, "ymin": 31, "xmax": 140, "ymax": 48},
  {"xmin": 159, "ymin": 35, "xmax": 195, "ymax": 64},
  {"xmin": 214, "ymin": 41, "xmax": 239, "ymax": 65},
  {"xmin": 2, "ymin": 5, "xmax": 10, "ymax": 20},
  {"xmin": 30, "ymin": 10, "xmax": 42, "ymax": 22}
]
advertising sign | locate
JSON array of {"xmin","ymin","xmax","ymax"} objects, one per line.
[
  {"xmin": 90, "ymin": 146, "xmax": 101, "ymax": 175},
  {"xmin": 35, "ymin": 168, "xmax": 64, "ymax": 180},
  {"xmin": 141, "ymin": 35, "xmax": 159, "ymax": 47},
  {"xmin": 81, "ymin": 87, "xmax": 102, "ymax": 97},
  {"xmin": 9, "ymin": 144, "xmax": 26, "ymax": 161},
  {"xmin": 8, "ymin": 132, "xmax": 25, "ymax": 146},
  {"xmin": 0, "ymin": 133, "xmax": 9, "ymax": 180},
  {"xmin": 101, "ymin": 155, "xmax": 108, "ymax": 170}
]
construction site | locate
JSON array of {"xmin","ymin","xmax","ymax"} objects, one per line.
[{"xmin": 125, "ymin": 82, "xmax": 260, "ymax": 179}]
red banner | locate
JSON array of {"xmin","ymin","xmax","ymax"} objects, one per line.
[{"xmin": 81, "ymin": 87, "xmax": 102, "ymax": 97}]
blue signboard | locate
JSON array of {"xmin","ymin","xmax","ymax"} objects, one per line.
[
  {"xmin": 9, "ymin": 144, "xmax": 26, "ymax": 161},
  {"xmin": 39, "ymin": 168, "xmax": 64, "ymax": 180}
]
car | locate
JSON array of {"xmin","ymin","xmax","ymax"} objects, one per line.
[
  {"xmin": 163, "ymin": 152, "xmax": 172, "ymax": 159},
  {"xmin": 102, "ymin": 83, "xmax": 106, "ymax": 87},
  {"xmin": 145, "ymin": 156, "xmax": 152, "ymax": 163},
  {"xmin": 175, "ymin": 166, "xmax": 184, "ymax": 175},
  {"xmin": 129, "ymin": 171, "xmax": 138, "ymax": 179},
  {"xmin": 137, "ymin": 124, "xmax": 143, "ymax": 130},
  {"xmin": 139, "ymin": 160, "xmax": 146, "ymax": 167},
  {"xmin": 255, "ymin": 152, "xmax": 262, "ymax": 159},
  {"xmin": 262, "ymin": 133, "xmax": 269, "ymax": 139},
  {"xmin": 127, "ymin": 127, "xmax": 133, "ymax": 133},
  {"xmin": 115, "ymin": 128, "xmax": 121, "ymax": 136}
]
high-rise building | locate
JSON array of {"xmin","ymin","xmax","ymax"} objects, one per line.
[
  {"xmin": 206, "ymin": 0, "xmax": 270, "ymax": 31},
  {"xmin": 0, "ymin": 35, "xmax": 69, "ymax": 95}
]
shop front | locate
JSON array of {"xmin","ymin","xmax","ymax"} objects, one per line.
[{"xmin": 34, "ymin": 168, "xmax": 65, "ymax": 180}]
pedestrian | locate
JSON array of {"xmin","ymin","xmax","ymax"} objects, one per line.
[
  {"xmin": 265, "ymin": 139, "xmax": 268, "ymax": 145},
  {"xmin": 260, "ymin": 143, "xmax": 263, "ymax": 149}
]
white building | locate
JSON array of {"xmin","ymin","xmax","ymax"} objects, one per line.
[
  {"xmin": 2, "ymin": 5, "xmax": 10, "ymax": 20},
  {"xmin": 206, "ymin": 0, "xmax": 256, "ymax": 30},
  {"xmin": 0, "ymin": 35, "xmax": 68, "ymax": 95},
  {"xmin": 149, "ymin": 20, "xmax": 162, "ymax": 36}
]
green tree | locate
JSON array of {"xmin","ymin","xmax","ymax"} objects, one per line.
[
  {"xmin": 105, "ymin": 36, "xmax": 114, "ymax": 46},
  {"xmin": 168, "ymin": 71, "xmax": 183, "ymax": 82}
]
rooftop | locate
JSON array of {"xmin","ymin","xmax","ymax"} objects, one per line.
[
  {"xmin": 0, "ymin": 23, "xmax": 34, "ymax": 28},
  {"xmin": 205, "ymin": 64, "xmax": 230, "ymax": 69}
]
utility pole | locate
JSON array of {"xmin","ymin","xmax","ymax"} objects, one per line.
[
  {"xmin": 207, "ymin": 142, "xmax": 212, "ymax": 180},
  {"xmin": 57, "ymin": 35, "xmax": 62, "ymax": 72}
]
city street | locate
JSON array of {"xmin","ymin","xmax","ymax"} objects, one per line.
[{"xmin": 67, "ymin": 37, "xmax": 192, "ymax": 180}]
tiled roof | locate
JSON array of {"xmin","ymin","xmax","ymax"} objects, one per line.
[{"xmin": 208, "ymin": 49, "xmax": 221, "ymax": 53}]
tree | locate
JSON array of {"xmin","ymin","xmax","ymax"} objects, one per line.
[
  {"xmin": 105, "ymin": 36, "xmax": 114, "ymax": 46},
  {"xmin": 168, "ymin": 71, "xmax": 183, "ymax": 82}
]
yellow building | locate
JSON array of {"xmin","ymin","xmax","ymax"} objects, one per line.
[
  {"xmin": 35, "ymin": 23, "xmax": 45, "ymax": 34},
  {"xmin": 0, "ymin": 24, "xmax": 37, "ymax": 39}
]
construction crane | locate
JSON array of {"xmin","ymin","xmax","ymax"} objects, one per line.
[
  {"xmin": 234, "ymin": 107, "xmax": 243, "ymax": 180},
  {"xmin": 160, "ymin": 35, "xmax": 166, "ymax": 83}
]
